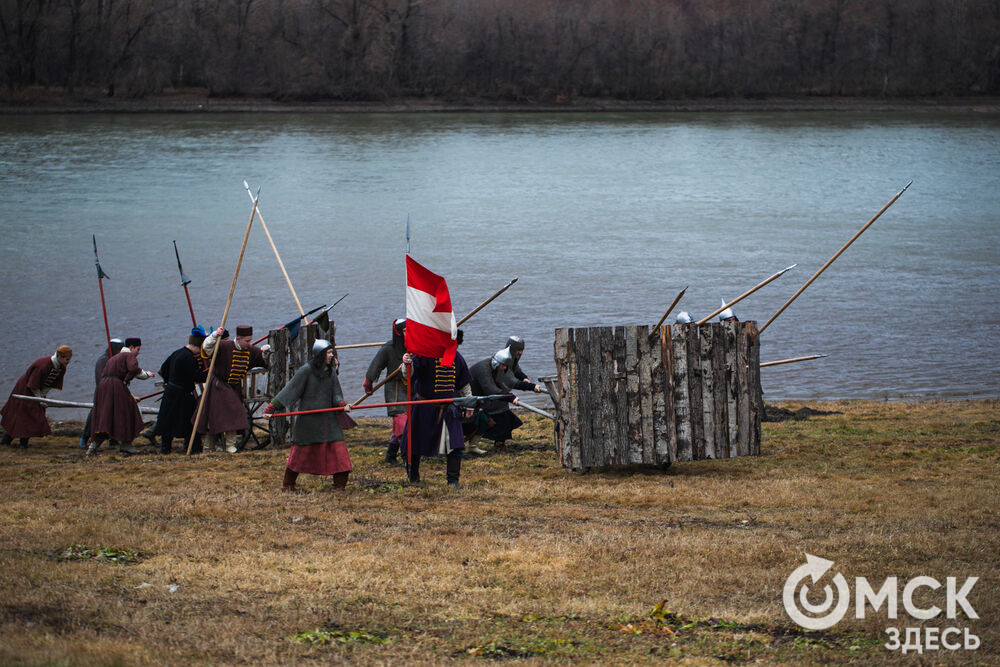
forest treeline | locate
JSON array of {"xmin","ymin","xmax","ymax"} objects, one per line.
[{"xmin": 2, "ymin": 0, "xmax": 998, "ymax": 102}]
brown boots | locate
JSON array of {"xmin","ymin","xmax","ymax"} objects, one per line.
[
  {"xmin": 282, "ymin": 467, "xmax": 299, "ymax": 493},
  {"xmin": 282, "ymin": 468, "xmax": 350, "ymax": 492}
]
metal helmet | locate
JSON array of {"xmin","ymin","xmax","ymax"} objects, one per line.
[
  {"xmin": 312, "ymin": 338, "xmax": 333, "ymax": 356},
  {"xmin": 718, "ymin": 297, "xmax": 736, "ymax": 322},
  {"xmin": 491, "ymin": 347, "xmax": 514, "ymax": 370},
  {"xmin": 392, "ymin": 318, "xmax": 406, "ymax": 337},
  {"xmin": 505, "ymin": 335, "xmax": 525, "ymax": 352},
  {"xmin": 675, "ymin": 311, "xmax": 692, "ymax": 324}
]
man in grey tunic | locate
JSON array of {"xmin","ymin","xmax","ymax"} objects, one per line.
[{"xmin": 363, "ymin": 318, "xmax": 408, "ymax": 465}]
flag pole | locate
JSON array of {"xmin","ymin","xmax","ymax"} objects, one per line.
[
  {"xmin": 759, "ymin": 181, "xmax": 912, "ymax": 334},
  {"xmin": 173, "ymin": 240, "xmax": 198, "ymax": 327},
  {"xmin": 92, "ymin": 235, "xmax": 112, "ymax": 357},
  {"xmin": 186, "ymin": 186, "xmax": 260, "ymax": 455},
  {"xmin": 405, "ymin": 218, "xmax": 412, "ymax": 470},
  {"xmin": 351, "ymin": 276, "xmax": 519, "ymax": 407},
  {"xmin": 244, "ymin": 180, "xmax": 307, "ymax": 323}
]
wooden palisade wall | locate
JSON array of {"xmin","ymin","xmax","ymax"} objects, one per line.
[{"xmin": 552, "ymin": 321, "xmax": 761, "ymax": 469}]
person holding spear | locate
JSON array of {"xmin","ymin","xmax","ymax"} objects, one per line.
[
  {"xmin": 153, "ymin": 327, "xmax": 209, "ymax": 455},
  {"xmin": 263, "ymin": 339, "xmax": 352, "ymax": 493},
  {"xmin": 1, "ymin": 346, "xmax": 74, "ymax": 449},
  {"xmin": 362, "ymin": 318, "xmax": 409, "ymax": 465}
]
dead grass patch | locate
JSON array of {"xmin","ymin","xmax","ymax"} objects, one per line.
[{"xmin": 0, "ymin": 399, "xmax": 997, "ymax": 664}]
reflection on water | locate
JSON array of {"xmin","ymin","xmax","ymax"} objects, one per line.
[{"xmin": 0, "ymin": 111, "xmax": 998, "ymax": 419}]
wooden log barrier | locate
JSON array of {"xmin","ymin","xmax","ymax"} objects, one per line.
[{"xmin": 551, "ymin": 322, "xmax": 761, "ymax": 468}]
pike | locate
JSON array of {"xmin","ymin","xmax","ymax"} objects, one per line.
[
  {"xmin": 243, "ymin": 180, "xmax": 308, "ymax": 325},
  {"xmin": 252, "ymin": 303, "xmax": 328, "ymax": 346},
  {"xmin": 268, "ymin": 394, "xmax": 516, "ymax": 418},
  {"xmin": 12, "ymin": 394, "xmax": 160, "ymax": 416},
  {"xmin": 759, "ymin": 181, "xmax": 912, "ymax": 334},
  {"xmin": 351, "ymin": 276, "xmax": 520, "ymax": 407},
  {"xmin": 187, "ymin": 185, "xmax": 260, "ymax": 455},
  {"xmin": 650, "ymin": 286, "xmax": 688, "ymax": 336},
  {"xmin": 695, "ymin": 264, "xmax": 797, "ymax": 325},
  {"xmin": 173, "ymin": 240, "xmax": 198, "ymax": 327},
  {"xmin": 760, "ymin": 354, "xmax": 828, "ymax": 368},
  {"xmin": 92, "ymin": 235, "xmax": 112, "ymax": 357}
]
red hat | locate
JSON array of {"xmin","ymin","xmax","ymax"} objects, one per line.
[{"xmin": 235, "ymin": 325, "xmax": 252, "ymax": 336}]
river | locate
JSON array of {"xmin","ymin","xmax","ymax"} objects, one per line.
[{"xmin": 0, "ymin": 111, "xmax": 997, "ymax": 419}]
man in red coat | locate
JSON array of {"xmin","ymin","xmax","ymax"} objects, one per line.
[
  {"xmin": 1, "ymin": 346, "xmax": 73, "ymax": 449},
  {"xmin": 197, "ymin": 325, "xmax": 269, "ymax": 453},
  {"xmin": 87, "ymin": 337, "xmax": 156, "ymax": 456}
]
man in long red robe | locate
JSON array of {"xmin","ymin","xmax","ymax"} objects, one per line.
[
  {"xmin": 1, "ymin": 346, "xmax": 73, "ymax": 449},
  {"xmin": 87, "ymin": 337, "xmax": 156, "ymax": 455},
  {"xmin": 197, "ymin": 325, "xmax": 269, "ymax": 453}
]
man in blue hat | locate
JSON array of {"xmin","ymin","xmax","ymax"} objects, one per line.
[{"xmin": 154, "ymin": 327, "xmax": 209, "ymax": 455}]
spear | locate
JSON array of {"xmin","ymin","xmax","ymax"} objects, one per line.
[
  {"xmin": 649, "ymin": 286, "xmax": 688, "ymax": 336},
  {"xmin": 268, "ymin": 394, "xmax": 516, "ymax": 418},
  {"xmin": 760, "ymin": 354, "xmax": 828, "ymax": 368},
  {"xmin": 173, "ymin": 240, "xmax": 198, "ymax": 327},
  {"xmin": 243, "ymin": 180, "xmax": 307, "ymax": 324},
  {"xmin": 351, "ymin": 276, "xmax": 520, "ymax": 407},
  {"xmin": 187, "ymin": 186, "xmax": 260, "ymax": 455},
  {"xmin": 695, "ymin": 264, "xmax": 797, "ymax": 325},
  {"xmin": 92, "ymin": 235, "xmax": 112, "ymax": 357},
  {"xmin": 252, "ymin": 303, "xmax": 327, "ymax": 346},
  {"xmin": 759, "ymin": 181, "xmax": 912, "ymax": 334}
]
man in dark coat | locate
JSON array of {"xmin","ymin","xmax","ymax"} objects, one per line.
[
  {"xmin": 79, "ymin": 338, "xmax": 124, "ymax": 448},
  {"xmin": 363, "ymin": 318, "xmax": 408, "ymax": 464},
  {"xmin": 400, "ymin": 350, "xmax": 472, "ymax": 488},
  {"xmin": 154, "ymin": 328, "xmax": 209, "ymax": 455},
  {"xmin": 197, "ymin": 325, "xmax": 269, "ymax": 453},
  {"xmin": 469, "ymin": 348, "xmax": 522, "ymax": 452},
  {"xmin": 1, "ymin": 346, "xmax": 73, "ymax": 449},
  {"xmin": 87, "ymin": 337, "xmax": 156, "ymax": 455}
]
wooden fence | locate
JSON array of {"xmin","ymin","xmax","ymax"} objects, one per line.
[{"xmin": 551, "ymin": 321, "xmax": 761, "ymax": 469}]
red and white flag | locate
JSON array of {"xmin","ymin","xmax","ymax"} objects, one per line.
[{"xmin": 405, "ymin": 255, "xmax": 458, "ymax": 366}]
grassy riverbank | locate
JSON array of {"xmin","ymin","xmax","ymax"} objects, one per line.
[{"xmin": 1, "ymin": 399, "xmax": 997, "ymax": 665}]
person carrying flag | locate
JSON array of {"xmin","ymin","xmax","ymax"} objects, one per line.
[{"xmin": 400, "ymin": 254, "xmax": 471, "ymax": 488}]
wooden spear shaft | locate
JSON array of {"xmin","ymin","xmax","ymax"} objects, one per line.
[
  {"xmin": 759, "ymin": 354, "xmax": 828, "ymax": 368},
  {"xmin": 650, "ymin": 286, "xmax": 688, "ymax": 336},
  {"xmin": 351, "ymin": 277, "xmax": 519, "ymax": 407},
  {"xmin": 244, "ymin": 181, "xmax": 306, "ymax": 321},
  {"xmin": 186, "ymin": 189, "xmax": 260, "ymax": 455},
  {"xmin": 695, "ymin": 264, "xmax": 797, "ymax": 325},
  {"xmin": 759, "ymin": 181, "xmax": 912, "ymax": 334}
]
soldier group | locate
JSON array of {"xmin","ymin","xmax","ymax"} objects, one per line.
[{"xmin": 0, "ymin": 320, "xmax": 546, "ymax": 492}]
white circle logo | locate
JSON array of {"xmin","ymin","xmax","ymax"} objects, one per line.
[{"xmin": 783, "ymin": 553, "xmax": 851, "ymax": 630}]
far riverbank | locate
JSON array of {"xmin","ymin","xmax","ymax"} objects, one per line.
[{"xmin": 3, "ymin": 89, "xmax": 1000, "ymax": 114}]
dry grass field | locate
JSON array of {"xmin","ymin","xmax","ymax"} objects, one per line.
[{"xmin": 0, "ymin": 399, "xmax": 997, "ymax": 665}]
